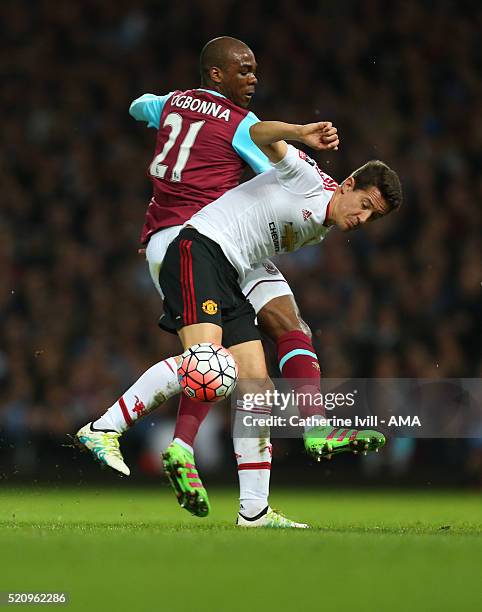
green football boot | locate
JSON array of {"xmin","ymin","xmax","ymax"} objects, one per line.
[
  {"xmin": 161, "ymin": 441, "xmax": 211, "ymax": 518},
  {"xmin": 304, "ymin": 425, "xmax": 385, "ymax": 461}
]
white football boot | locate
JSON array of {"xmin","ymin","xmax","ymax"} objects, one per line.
[
  {"xmin": 236, "ymin": 506, "xmax": 309, "ymax": 528},
  {"xmin": 75, "ymin": 422, "xmax": 130, "ymax": 476}
]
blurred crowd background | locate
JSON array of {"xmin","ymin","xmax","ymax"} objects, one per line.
[{"xmin": 1, "ymin": 0, "xmax": 481, "ymax": 485}]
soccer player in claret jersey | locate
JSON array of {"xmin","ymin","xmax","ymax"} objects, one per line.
[
  {"xmin": 76, "ymin": 118, "xmax": 402, "ymax": 526},
  {"xmin": 76, "ymin": 37, "xmax": 341, "ymax": 526}
]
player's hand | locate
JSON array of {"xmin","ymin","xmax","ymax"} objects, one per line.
[{"xmin": 299, "ymin": 121, "xmax": 339, "ymax": 151}]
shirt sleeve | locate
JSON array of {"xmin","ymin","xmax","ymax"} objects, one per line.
[
  {"xmin": 272, "ymin": 144, "xmax": 322, "ymax": 195},
  {"xmin": 232, "ymin": 112, "xmax": 271, "ymax": 174},
  {"xmin": 129, "ymin": 92, "xmax": 174, "ymax": 129}
]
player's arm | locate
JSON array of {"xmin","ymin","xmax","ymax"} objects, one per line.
[
  {"xmin": 231, "ymin": 113, "xmax": 272, "ymax": 175},
  {"xmin": 129, "ymin": 92, "xmax": 174, "ymax": 129},
  {"xmin": 249, "ymin": 121, "xmax": 339, "ymax": 164}
]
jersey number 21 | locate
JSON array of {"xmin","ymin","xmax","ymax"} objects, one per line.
[{"xmin": 149, "ymin": 112, "xmax": 205, "ymax": 183}]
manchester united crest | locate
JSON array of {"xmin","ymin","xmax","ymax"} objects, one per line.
[
  {"xmin": 262, "ymin": 262, "xmax": 279, "ymax": 276},
  {"xmin": 202, "ymin": 299, "xmax": 218, "ymax": 315}
]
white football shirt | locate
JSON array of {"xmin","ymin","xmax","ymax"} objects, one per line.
[{"xmin": 188, "ymin": 145, "xmax": 337, "ymax": 281}]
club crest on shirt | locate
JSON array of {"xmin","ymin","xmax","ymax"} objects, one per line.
[
  {"xmin": 262, "ymin": 262, "xmax": 280, "ymax": 276},
  {"xmin": 133, "ymin": 396, "xmax": 147, "ymax": 416},
  {"xmin": 202, "ymin": 299, "xmax": 218, "ymax": 315}
]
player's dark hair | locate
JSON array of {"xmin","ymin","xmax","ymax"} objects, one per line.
[
  {"xmin": 199, "ymin": 36, "xmax": 250, "ymax": 85},
  {"xmin": 352, "ymin": 160, "xmax": 402, "ymax": 212}
]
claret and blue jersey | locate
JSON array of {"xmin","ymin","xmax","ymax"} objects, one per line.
[{"xmin": 129, "ymin": 89, "xmax": 270, "ymax": 244}]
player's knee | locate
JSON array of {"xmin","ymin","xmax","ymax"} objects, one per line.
[
  {"xmin": 258, "ymin": 296, "xmax": 312, "ymax": 340},
  {"xmin": 297, "ymin": 319, "xmax": 312, "ymax": 339}
]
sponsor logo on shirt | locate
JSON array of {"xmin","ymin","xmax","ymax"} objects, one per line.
[
  {"xmin": 302, "ymin": 209, "xmax": 313, "ymax": 221},
  {"xmin": 202, "ymin": 299, "xmax": 218, "ymax": 315},
  {"xmin": 281, "ymin": 222, "xmax": 298, "ymax": 252},
  {"xmin": 269, "ymin": 222, "xmax": 280, "ymax": 253}
]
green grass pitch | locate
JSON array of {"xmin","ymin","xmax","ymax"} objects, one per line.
[{"xmin": 1, "ymin": 487, "xmax": 481, "ymax": 611}]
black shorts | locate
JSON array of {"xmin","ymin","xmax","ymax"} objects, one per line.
[{"xmin": 158, "ymin": 228, "xmax": 260, "ymax": 348}]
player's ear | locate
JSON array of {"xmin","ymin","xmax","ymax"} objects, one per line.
[
  {"xmin": 341, "ymin": 176, "xmax": 355, "ymax": 192},
  {"xmin": 209, "ymin": 66, "xmax": 223, "ymax": 84}
]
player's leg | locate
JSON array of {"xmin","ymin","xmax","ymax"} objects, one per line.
[
  {"xmin": 74, "ymin": 226, "xmax": 201, "ymax": 476},
  {"xmin": 158, "ymin": 229, "xmax": 234, "ymax": 517},
  {"xmin": 161, "ymin": 323, "xmax": 223, "ymax": 518},
  {"xmin": 261, "ymin": 294, "xmax": 384, "ymax": 458},
  {"xmin": 147, "ymin": 228, "xmax": 215, "ymax": 459},
  {"xmin": 228, "ymin": 339, "xmax": 308, "ymax": 528},
  {"xmin": 75, "ymin": 328, "xmax": 222, "ymax": 488},
  {"xmin": 242, "ymin": 262, "xmax": 324, "ymax": 423},
  {"xmin": 229, "ymin": 339, "xmax": 272, "ymax": 521},
  {"xmin": 75, "ymin": 354, "xmax": 183, "ymax": 475},
  {"xmin": 162, "ymin": 332, "xmax": 266, "ymax": 521},
  {"xmin": 217, "ymin": 284, "xmax": 308, "ymax": 527},
  {"xmin": 245, "ymin": 262, "xmax": 385, "ymax": 460}
]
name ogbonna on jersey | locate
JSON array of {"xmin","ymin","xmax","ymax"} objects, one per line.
[{"xmin": 170, "ymin": 94, "xmax": 231, "ymax": 121}]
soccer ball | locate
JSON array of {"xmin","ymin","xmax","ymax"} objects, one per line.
[{"xmin": 178, "ymin": 343, "xmax": 238, "ymax": 402}]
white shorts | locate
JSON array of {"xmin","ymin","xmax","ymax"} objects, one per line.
[{"xmin": 145, "ymin": 226, "xmax": 293, "ymax": 315}]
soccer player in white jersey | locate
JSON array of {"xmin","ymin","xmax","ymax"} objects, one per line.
[
  {"xmin": 77, "ymin": 119, "xmax": 402, "ymax": 527},
  {"xmin": 188, "ymin": 123, "xmax": 397, "ymax": 275}
]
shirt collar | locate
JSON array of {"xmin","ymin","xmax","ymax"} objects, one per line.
[{"xmin": 197, "ymin": 88, "xmax": 227, "ymax": 99}]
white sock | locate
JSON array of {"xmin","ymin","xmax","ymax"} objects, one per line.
[
  {"xmin": 94, "ymin": 357, "xmax": 179, "ymax": 433},
  {"xmin": 173, "ymin": 437, "xmax": 193, "ymax": 455},
  {"xmin": 233, "ymin": 398, "xmax": 272, "ymax": 516},
  {"xmin": 234, "ymin": 436, "xmax": 272, "ymax": 517}
]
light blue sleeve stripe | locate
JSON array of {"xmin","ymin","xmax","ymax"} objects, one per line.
[
  {"xmin": 129, "ymin": 92, "xmax": 174, "ymax": 129},
  {"xmin": 279, "ymin": 349, "xmax": 318, "ymax": 372},
  {"xmin": 232, "ymin": 111, "xmax": 271, "ymax": 174}
]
